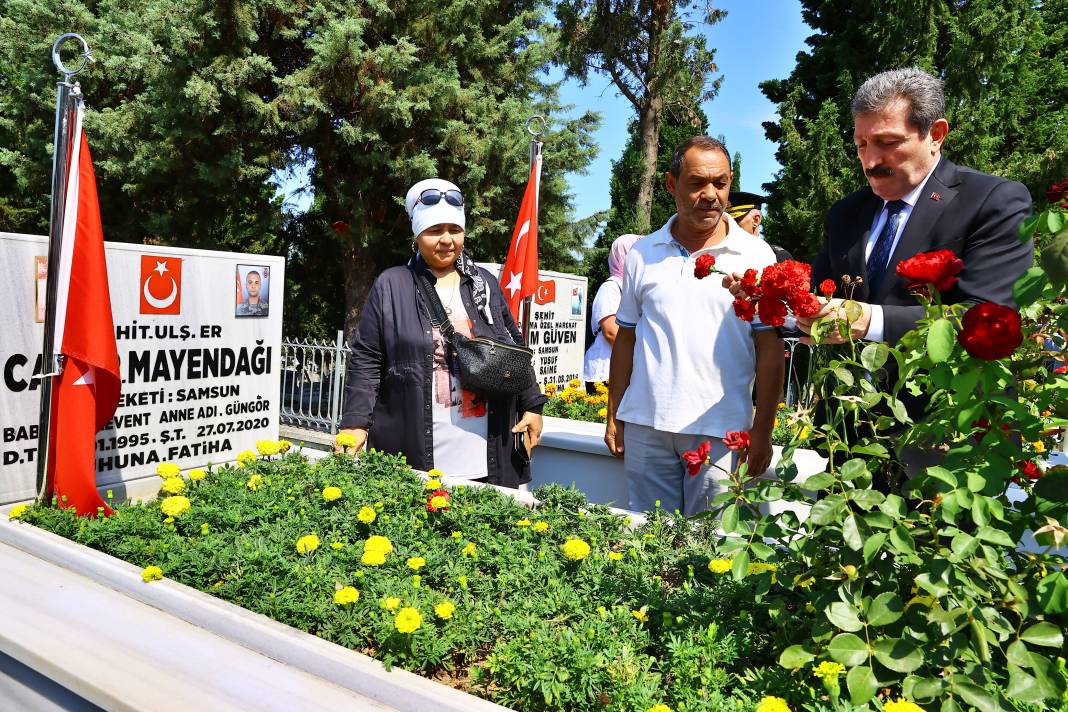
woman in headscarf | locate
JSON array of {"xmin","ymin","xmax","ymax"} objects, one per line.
[
  {"xmin": 583, "ymin": 234, "xmax": 642, "ymax": 387},
  {"xmin": 337, "ymin": 178, "xmax": 545, "ymax": 487}
]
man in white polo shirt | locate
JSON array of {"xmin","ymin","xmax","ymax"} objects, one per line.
[{"xmin": 606, "ymin": 136, "xmax": 784, "ymax": 516}]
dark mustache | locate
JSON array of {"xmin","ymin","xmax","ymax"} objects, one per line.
[
  {"xmin": 866, "ymin": 166, "xmax": 895, "ymax": 178},
  {"xmin": 694, "ymin": 201, "xmax": 725, "ymax": 211}
]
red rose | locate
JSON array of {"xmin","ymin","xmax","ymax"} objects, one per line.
[
  {"xmin": 1018, "ymin": 460, "xmax": 1042, "ymax": 481},
  {"xmin": 733, "ymin": 297, "xmax": 756, "ymax": 322},
  {"xmin": 426, "ymin": 489, "xmax": 451, "ymax": 512},
  {"xmin": 957, "ymin": 303, "xmax": 1023, "ymax": 360},
  {"xmin": 819, "ymin": 279, "xmax": 836, "ymax": 296},
  {"xmin": 1046, "ymin": 178, "xmax": 1068, "ymax": 204},
  {"xmin": 723, "ymin": 431, "xmax": 750, "ymax": 451},
  {"xmin": 694, "ymin": 254, "xmax": 716, "ymax": 280},
  {"xmin": 896, "ymin": 250, "xmax": 964, "ymax": 292},
  {"xmin": 740, "ymin": 269, "xmax": 761, "ymax": 297},
  {"xmin": 681, "ymin": 440, "xmax": 711, "ymax": 476}
]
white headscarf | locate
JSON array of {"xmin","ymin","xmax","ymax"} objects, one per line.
[{"xmin": 404, "ymin": 178, "xmax": 465, "ymax": 237}]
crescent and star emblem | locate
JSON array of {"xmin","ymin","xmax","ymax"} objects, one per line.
[
  {"xmin": 143, "ymin": 260, "xmax": 178, "ymax": 308},
  {"xmin": 512, "ymin": 220, "xmax": 530, "ymax": 258}
]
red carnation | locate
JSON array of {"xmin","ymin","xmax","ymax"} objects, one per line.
[
  {"xmin": 733, "ymin": 297, "xmax": 756, "ymax": 321},
  {"xmin": 694, "ymin": 254, "xmax": 716, "ymax": 280},
  {"xmin": 792, "ymin": 292, "xmax": 821, "ymax": 318},
  {"xmin": 971, "ymin": 417, "xmax": 991, "ymax": 442},
  {"xmin": 757, "ymin": 297, "xmax": 788, "ymax": 327},
  {"xmin": 819, "ymin": 279, "xmax": 836, "ymax": 297},
  {"xmin": 681, "ymin": 440, "xmax": 711, "ymax": 476},
  {"xmin": 958, "ymin": 303, "xmax": 1023, "ymax": 360},
  {"xmin": 1046, "ymin": 178, "xmax": 1068, "ymax": 205},
  {"xmin": 896, "ymin": 250, "xmax": 964, "ymax": 292},
  {"xmin": 1018, "ymin": 460, "xmax": 1042, "ymax": 481},
  {"xmin": 426, "ymin": 489, "xmax": 451, "ymax": 512},
  {"xmin": 740, "ymin": 269, "xmax": 761, "ymax": 297},
  {"xmin": 723, "ymin": 431, "xmax": 750, "ymax": 451}
]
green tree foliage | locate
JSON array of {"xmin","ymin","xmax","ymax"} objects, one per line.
[
  {"xmin": 556, "ymin": 0, "xmax": 723, "ymax": 232},
  {"xmin": 730, "ymin": 151, "xmax": 741, "ymax": 192},
  {"xmin": 0, "ymin": 0, "xmax": 599, "ymax": 338},
  {"xmin": 761, "ymin": 0, "xmax": 1068, "ymax": 259}
]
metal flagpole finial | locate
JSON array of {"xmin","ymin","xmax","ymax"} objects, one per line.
[
  {"xmin": 525, "ymin": 115, "xmax": 546, "ymax": 138},
  {"xmin": 51, "ymin": 33, "xmax": 93, "ymax": 84}
]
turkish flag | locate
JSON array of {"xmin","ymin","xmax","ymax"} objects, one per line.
[
  {"xmin": 500, "ymin": 154, "xmax": 542, "ymax": 320},
  {"xmin": 46, "ymin": 101, "xmax": 121, "ymax": 517},
  {"xmin": 534, "ymin": 278, "xmax": 556, "ymax": 305}
]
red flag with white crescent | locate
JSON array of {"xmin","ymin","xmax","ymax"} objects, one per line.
[
  {"xmin": 500, "ymin": 154, "xmax": 542, "ymax": 320},
  {"xmin": 46, "ymin": 100, "xmax": 121, "ymax": 517}
]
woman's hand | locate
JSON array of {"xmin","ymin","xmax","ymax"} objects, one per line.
[
  {"xmin": 335, "ymin": 427, "xmax": 368, "ymax": 455},
  {"xmin": 512, "ymin": 412, "xmax": 543, "ymax": 450}
]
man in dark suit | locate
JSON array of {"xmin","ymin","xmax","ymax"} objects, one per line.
[{"xmin": 797, "ymin": 67, "xmax": 1033, "ymax": 346}]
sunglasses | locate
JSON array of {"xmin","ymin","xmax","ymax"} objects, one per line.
[{"xmin": 419, "ymin": 188, "xmax": 464, "ymax": 207}]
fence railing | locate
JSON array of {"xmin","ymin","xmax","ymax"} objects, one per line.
[
  {"xmin": 280, "ymin": 331, "xmax": 349, "ymax": 433},
  {"xmin": 279, "ymin": 333, "xmax": 813, "ymax": 435}
]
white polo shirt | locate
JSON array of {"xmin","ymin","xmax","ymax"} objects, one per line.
[{"xmin": 615, "ymin": 215, "xmax": 778, "ymax": 436}]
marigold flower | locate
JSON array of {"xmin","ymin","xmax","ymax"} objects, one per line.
[
  {"xmin": 457, "ymin": 575, "xmax": 468, "ymax": 588},
  {"xmin": 608, "ymin": 551, "xmax": 624, "ymax": 561},
  {"xmin": 394, "ymin": 606, "xmax": 422, "ymax": 633},
  {"xmin": 694, "ymin": 253, "xmax": 716, "ymax": 279},
  {"xmin": 568, "ymin": 378, "xmax": 581, "ymax": 388},
  {"xmin": 462, "ymin": 542, "xmax": 477, "ymax": 557},
  {"xmin": 357, "ymin": 506, "xmax": 377, "ymax": 524},
  {"xmin": 141, "ymin": 565, "xmax": 164, "ymax": 583},
  {"xmin": 681, "ymin": 440, "xmax": 711, "ymax": 476},
  {"xmin": 1032, "ymin": 440, "xmax": 1047, "ymax": 453},
  {"xmin": 812, "ymin": 660, "xmax": 845, "ymax": 681},
  {"xmin": 8, "ymin": 504, "xmax": 29, "ymax": 520},
  {"xmin": 160, "ymin": 496, "xmax": 191, "ymax": 518},
  {"xmin": 597, "ymin": 407, "xmax": 608, "ymax": 418},
  {"xmin": 334, "ymin": 586, "xmax": 360, "ymax": 605},
  {"xmin": 245, "ymin": 474, "xmax": 262, "ymax": 491},
  {"xmin": 723, "ymin": 431, "xmax": 750, "ymax": 451},
  {"xmin": 434, "ymin": 601, "xmax": 456, "ymax": 620},
  {"xmin": 708, "ymin": 558, "xmax": 732, "ymax": 574},
  {"xmin": 322, "ymin": 486, "xmax": 342, "ymax": 502},
  {"xmin": 330, "ymin": 542, "xmax": 344, "ymax": 550},
  {"xmin": 884, "ymin": 701, "xmax": 925, "ymax": 712},
  {"xmin": 755, "ymin": 697, "xmax": 792, "ymax": 712},
  {"xmin": 160, "ymin": 477, "xmax": 186, "ymax": 495},
  {"xmin": 362, "ymin": 551, "xmax": 386, "ymax": 566},
  {"xmin": 335, "ymin": 433, "xmax": 357, "ymax": 448},
  {"xmin": 365, "ymin": 535, "xmax": 393, "ymax": 554},
  {"xmin": 631, "ymin": 606, "xmax": 649, "ymax": 623},
  {"xmin": 157, "ymin": 462, "xmax": 181, "ymax": 479},
  {"xmin": 236, "ymin": 450, "xmax": 257, "ymax": 466},
  {"xmin": 407, "ymin": 557, "xmax": 426, "ymax": 571},
  {"xmin": 532, "ymin": 521, "xmax": 549, "ymax": 533},
  {"xmin": 515, "ymin": 519, "xmax": 532, "ymax": 527},
  {"xmin": 544, "ymin": 383, "xmax": 557, "ymax": 395},
  {"xmin": 427, "ymin": 489, "xmax": 451, "ymax": 512},
  {"xmin": 256, "ymin": 440, "xmax": 281, "ymax": 457},
  {"xmin": 647, "ymin": 705, "xmax": 673, "ymax": 712},
  {"xmin": 278, "ymin": 440, "xmax": 293, "ymax": 453},
  {"xmin": 188, "ymin": 469, "xmax": 206, "ymax": 481},
  {"xmin": 425, "ymin": 478, "xmax": 442, "ymax": 490},
  {"xmin": 561, "ymin": 538, "xmax": 591, "ymax": 561},
  {"xmin": 595, "ymin": 381, "xmax": 609, "ymax": 394},
  {"xmin": 201, "ymin": 523, "xmax": 210, "ymax": 535},
  {"xmin": 296, "ymin": 534, "xmax": 320, "ymax": 554}
]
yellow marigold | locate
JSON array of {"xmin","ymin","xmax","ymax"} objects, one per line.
[
  {"xmin": 608, "ymin": 551, "xmax": 624, "ymax": 561},
  {"xmin": 462, "ymin": 542, "xmax": 477, "ymax": 557},
  {"xmin": 647, "ymin": 705, "xmax": 672, "ymax": 712},
  {"xmin": 362, "ymin": 550, "xmax": 386, "ymax": 566},
  {"xmin": 451, "ymin": 531, "xmax": 463, "ymax": 538},
  {"xmin": 427, "ymin": 468, "xmax": 445, "ymax": 478},
  {"xmin": 884, "ymin": 701, "xmax": 925, "ymax": 712},
  {"xmin": 160, "ymin": 496, "xmax": 191, "ymax": 518},
  {"xmin": 394, "ymin": 606, "xmax": 422, "ymax": 634},
  {"xmin": 201, "ymin": 523, "xmax": 210, "ymax": 535},
  {"xmin": 434, "ymin": 601, "xmax": 456, "ymax": 620},
  {"xmin": 595, "ymin": 381, "xmax": 609, "ymax": 394},
  {"xmin": 515, "ymin": 519, "xmax": 532, "ymax": 527},
  {"xmin": 1032, "ymin": 440, "xmax": 1047, "ymax": 453},
  {"xmin": 330, "ymin": 542, "xmax": 344, "ymax": 550},
  {"xmin": 322, "ymin": 486, "xmax": 343, "ymax": 502},
  {"xmin": 544, "ymin": 383, "xmax": 557, "ymax": 395},
  {"xmin": 278, "ymin": 440, "xmax": 293, "ymax": 453},
  {"xmin": 236, "ymin": 450, "xmax": 257, "ymax": 466},
  {"xmin": 430, "ymin": 495, "xmax": 449, "ymax": 510},
  {"xmin": 755, "ymin": 697, "xmax": 791, "ymax": 712},
  {"xmin": 160, "ymin": 477, "xmax": 186, "ymax": 495},
  {"xmin": 335, "ymin": 432, "xmax": 357, "ymax": 448},
  {"xmin": 383, "ymin": 596, "xmax": 401, "ymax": 611},
  {"xmin": 707, "ymin": 558, "xmax": 732, "ymax": 574},
  {"xmin": 256, "ymin": 440, "xmax": 280, "ymax": 457},
  {"xmin": 561, "ymin": 538, "xmax": 591, "ymax": 561},
  {"xmin": 141, "ymin": 565, "xmax": 164, "ymax": 583},
  {"xmin": 532, "ymin": 521, "xmax": 549, "ymax": 533},
  {"xmin": 334, "ymin": 586, "xmax": 360, "ymax": 605},
  {"xmin": 156, "ymin": 462, "xmax": 181, "ymax": 478},
  {"xmin": 245, "ymin": 474, "xmax": 262, "ymax": 491},
  {"xmin": 568, "ymin": 378, "xmax": 581, "ymax": 388},
  {"xmin": 583, "ymin": 396, "xmax": 599, "ymax": 405},
  {"xmin": 296, "ymin": 534, "xmax": 320, "ymax": 554},
  {"xmin": 365, "ymin": 535, "xmax": 393, "ymax": 554},
  {"xmin": 812, "ymin": 660, "xmax": 845, "ymax": 681},
  {"xmin": 597, "ymin": 407, "xmax": 608, "ymax": 418},
  {"xmin": 748, "ymin": 562, "xmax": 778, "ymax": 575},
  {"xmin": 8, "ymin": 504, "xmax": 29, "ymax": 520},
  {"xmin": 631, "ymin": 606, "xmax": 649, "ymax": 623},
  {"xmin": 425, "ymin": 478, "xmax": 442, "ymax": 489},
  {"xmin": 358, "ymin": 506, "xmax": 377, "ymax": 524},
  {"xmin": 188, "ymin": 469, "xmax": 206, "ymax": 481},
  {"xmin": 407, "ymin": 557, "xmax": 426, "ymax": 571},
  {"xmin": 457, "ymin": 575, "xmax": 468, "ymax": 588}
]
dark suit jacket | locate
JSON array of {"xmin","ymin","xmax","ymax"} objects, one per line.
[{"xmin": 812, "ymin": 157, "xmax": 1034, "ymax": 345}]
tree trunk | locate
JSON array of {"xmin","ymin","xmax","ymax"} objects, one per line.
[
  {"xmin": 341, "ymin": 228, "xmax": 377, "ymax": 342},
  {"xmin": 635, "ymin": 95, "xmax": 663, "ymax": 233}
]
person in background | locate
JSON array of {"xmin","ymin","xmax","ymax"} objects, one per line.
[
  {"xmin": 337, "ymin": 178, "xmax": 545, "ymax": 487},
  {"xmin": 583, "ymin": 234, "xmax": 642, "ymax": 389},
  {"xmin": 727, "ymin": 191, "xmax": 793, "ymax": 262}
]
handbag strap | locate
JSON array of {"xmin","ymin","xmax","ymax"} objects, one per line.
[{"xmin": 413, "ymin": 270, "xmax": 458, "ymax": 340}]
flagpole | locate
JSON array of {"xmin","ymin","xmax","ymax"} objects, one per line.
[
  {"xmin": 521, "ymin": 115, "xmax": 545, "ymax": 344},
  {"xmin": 36, "ymin": 34, "xmax": 93, "ymax": 505}
]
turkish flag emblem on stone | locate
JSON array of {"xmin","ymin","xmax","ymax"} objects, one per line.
[
  {"xmin": 534, "ymin": 278, "xmax": 556, "ymax": 305},
  {"xmin": 140, "ymin": 255, "xmax": 183, "ymax": 314}
]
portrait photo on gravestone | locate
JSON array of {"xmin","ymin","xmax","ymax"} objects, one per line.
[{"xmin": 236, "ymin": 264, "xmax": 270, "ymax": 318}]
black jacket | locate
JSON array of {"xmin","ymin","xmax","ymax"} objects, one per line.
[
  {"xmin": 340, "ymin": 260, "xmax": 545, "ymax": 487},
  {"xmin": 813, "ymin": 157, "xmax": 1033, "ymax": 345}
]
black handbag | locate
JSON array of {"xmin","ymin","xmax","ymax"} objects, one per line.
[{"xmin": 414, "ymin": 271, "xmax": 536, "ymax": 399}]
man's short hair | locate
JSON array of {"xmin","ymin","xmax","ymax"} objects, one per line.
[
  {"xmin": 669, "ymin": 136, "xmax": 731, "ymax": 177},
  {"xmin": 851, "ymin": 67, "xmax": 945, "ymax": 136},
  {"xmin": 246, "ymin": 270, "xmax": 261, "ymax": 280}
]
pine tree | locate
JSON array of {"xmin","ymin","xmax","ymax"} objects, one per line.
[{"xmin": 731, "ymin": 151, "xmax": 742, "ymax": 192}]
